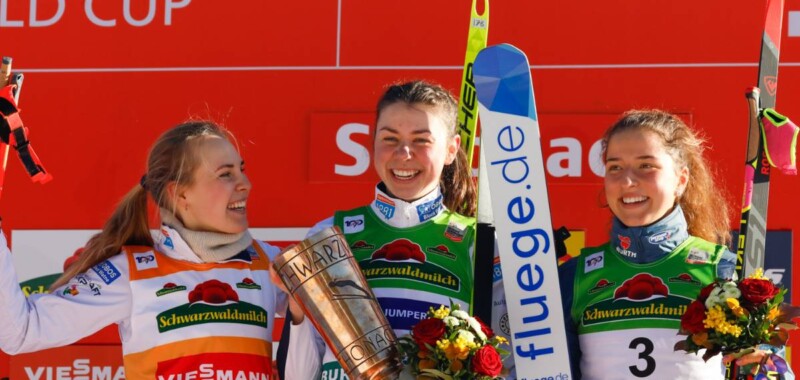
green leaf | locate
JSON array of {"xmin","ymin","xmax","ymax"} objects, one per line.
[
  {"xmin": 773, "ymin": 290, "xmax": 785, "ymax": 305},
  {"xmin": 421, "ymin": 368, "xmax": 453, "ymax": 380}
]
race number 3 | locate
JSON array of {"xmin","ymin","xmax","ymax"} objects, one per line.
[{"xmin": 628, "ymin": 337, "xmax": 655, "ymax": 377}]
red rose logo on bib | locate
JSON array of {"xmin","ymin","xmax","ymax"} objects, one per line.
[
  {"xmin": 614, "ymin": 273, "xmax": 669, "ymax": 301},
  {"xmin": 188, "ymin": 279, "xmax": 239, "ymax": 304},
  {"xmin": 371, "ymin": 239, "xmax": 426, "ymax": 263}
]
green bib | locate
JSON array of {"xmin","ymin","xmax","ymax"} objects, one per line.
[
  {"xmin": 572, "ymin": 236, "xmax": 724, "ymax": 334},
  {"xmin": 316, "ymin": 207, "xmax": 476, "ymax": 380},
  {"xmin": 334, "ymin": 206, "xmax": 476, "ymax": 306}
]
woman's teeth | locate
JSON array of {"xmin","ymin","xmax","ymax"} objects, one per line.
[
  {"xmin": 228, "ymin": 201, "xmax": 246, "ymax": 210},
  {"xmin": 622, "ymin": 196, "xmax": 647, "ymax": 204},
  {"xmin": 393, "ymin": 169, "xmax": 418, "ymax": 179}
]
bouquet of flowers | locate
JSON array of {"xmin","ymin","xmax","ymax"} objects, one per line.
[
  {"xmin": 397, "ymin": 303, "xmax": 509, "ymax": 380},
  {"xmin": 675, "ymin": 269, "xmax": 800, "ymax": 376}
]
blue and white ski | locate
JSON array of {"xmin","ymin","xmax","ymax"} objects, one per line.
[{"xmin": 474, "ymin": 44, "xmax": 572, "ymax": 379}]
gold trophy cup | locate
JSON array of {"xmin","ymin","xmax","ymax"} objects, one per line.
[{"xmin": 273, "ymin": 226, "xmax": 401, "ymax": 380}]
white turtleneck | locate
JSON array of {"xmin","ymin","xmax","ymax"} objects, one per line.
[
  {"xmin": 158, "ymin": 208, "xmax": 253, "ymax": 263},
  {"xmin": 306, "ymin": 184, "xmax": 445, "ymax": 236}
]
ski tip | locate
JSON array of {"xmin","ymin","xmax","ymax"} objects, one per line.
[
  {"xmin": 473, "ymin": 44, "xmax": 535, "ymax": 118},
  {"xmin": 471, "ymin": 0, "xmax": 489, "ymax": 17}
]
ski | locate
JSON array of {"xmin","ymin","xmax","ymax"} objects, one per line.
[
  {"xmin": 0, "ymin": 55, "xmax": 51, "ymax": 202},
  {"xmin": 735, "ymin": 0, "xmax": 785, "ymax": 279},
  {"xmin": 730, "ymin": 1, "xmax": 787, "ymax": 379},
  {"xmin": 457, "ymin": 0, "xmax": 489, "ymax": 167},
  {"xmin": 454, "ymin": 0, "xmax": 493, "ymax": 325},
  {"xmin": 0, "ymin": 56, "xmax": 21, "ymax": 199},
  {"xmin": 474, "ymin": 44, "xmax": 572, "ymax": 378}
]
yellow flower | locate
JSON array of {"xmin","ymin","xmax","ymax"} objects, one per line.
[
  {"xmin": 439, "ymin": 338, "xmax": 470, "ymax": 361},
  {"xmin": 748, "ymin": 268, "xmax": 766, "ymax": 280},
  {"xmin": 432, "ymin": 305, "xmax": 450, "ymax": 319},
  {"xmin": 726, "ymin": 298, "xmax": 747, "ymax": 317},
  {"xmin": 704, "ymin": 306, "xmax": 742, "ymax": 337},
  {"xmin": 704, "ymin": 305, "xmax": 724, "ymax": 327},
  {"xmin": 457, "ymin": 335, "xmax": 479, "ymax": 350},
  {"xmin": 496, "ymin": 336, "xmax": 508, "ymax": 344},
  {"xmin": 768, "ymin": 307, "xmax": 781, "ymax": 321}
]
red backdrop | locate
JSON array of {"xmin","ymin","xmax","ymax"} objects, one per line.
[{"xmin": 0, "ymin": 0, "xmax": 798, "ymax": 374}]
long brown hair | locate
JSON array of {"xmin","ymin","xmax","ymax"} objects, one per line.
[
  {"xmin": 601, "ymin": 110, "xmax": 732, "ymax": 245},
  {"xmin": 376, "ymin": 80, "xmax": 477, "ymax": 217},
  {"xmin": 51, "ymin": 121, "xmax": 230, "ymax": 289}
]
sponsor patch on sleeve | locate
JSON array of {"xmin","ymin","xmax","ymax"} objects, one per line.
[
  {"xmin": 493, "ymin": 257, "xmax": 503, "ymax": 282},
  {"xmin": 685, "ymin": 248, "xmax": 711, "ymax": 264},
  {"xmin": 343, "ymin": 215, "xmax": 365, "ymax": 234},
  {"xmin": 444, "ymin": 222, "xmax": 467, "ymax": 242},
  {"xmin": 92, "ymin": 260, "xmax": 122, "ymax": 285},
  {"xmin": 133, "ymin": 251, "xmax": 158, "ymax": 271},
  {"xmin": 584, "ymin": 251, "xmax": 604, "ymax": 273},
  {"xmin": 74, "ymin": 274, "xmax": 103, "ymax": 296}
]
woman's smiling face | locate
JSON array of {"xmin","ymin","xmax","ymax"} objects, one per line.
[
  {"xmin": 373, "ymin": 102, "xmax": 458, "ymax": 202},
  {"xmin": 604, "ymin": 129, "xmax": 688, "ymax": 227}
]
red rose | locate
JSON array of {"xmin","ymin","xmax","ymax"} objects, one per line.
[
  {"xmin": 474, "ymin": 316, "xmax": 495, "ymax": 338},
  {"xmin": 680, "ymin": 300, "xmax": 708, "ymax": 334},
  {"xmin": 411, "ymin": 318, "xmax": 445, "ymax": 350},
  {"xmin": 471, "ymin": 346, "xmax": 503, "ymax": 377},
  {"xmin": 739, "ymin": 278, "xmax": 780, "ymax": 305}
]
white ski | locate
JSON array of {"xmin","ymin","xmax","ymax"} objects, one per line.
[{"xmin": 474, "ymin": 43, "xmax": 572, "ymax": 379}]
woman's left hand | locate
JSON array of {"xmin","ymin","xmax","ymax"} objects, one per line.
[{"xmin": 723, "ymin": 349, "xmax": 774, "ymax": 375}]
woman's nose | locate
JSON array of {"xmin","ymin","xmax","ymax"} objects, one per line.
[
  {"xmin": 395, "ymin": 144, "xmax": 412, "ymax": 159},
  {"xmin": 238, "ymin": 173, "xmax": 252, "ymax": 191},
  {"xmin": 621, "ymin": 170, "xmax": 637, "ymax": 186}
]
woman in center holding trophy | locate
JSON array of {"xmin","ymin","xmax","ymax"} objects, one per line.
[{"xmin": 276, "ymin": 80, "xmax": 508, "ymax": 379}]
